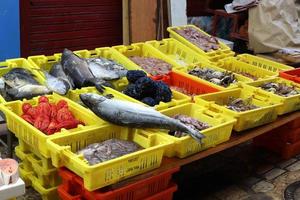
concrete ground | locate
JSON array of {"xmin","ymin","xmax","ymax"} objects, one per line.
[
  {"xmin": 173, "ymin": 141, "xmax": 300, "ymax": 200},
  {"xmin": 1, "ymin": 139, "xmax": 299, "ymax": 200}
]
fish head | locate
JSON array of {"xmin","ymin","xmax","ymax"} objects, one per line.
[{"xmin": 79, "ymin": 93, "xmax": 107, "ymax": 108}]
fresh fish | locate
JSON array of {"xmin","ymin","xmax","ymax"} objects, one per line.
[
  {"xmin": 3, "ymin": 68, "xmax": 40, "ymax": 88},
  {"xmin": 1, "ymin": 68, "xmax": 51, "ymax": 100},
  {"xmin": 87, "ymin": 58, "xmax": 127, "ymax": 80},
  {"xmin": 77, "ymin": 139, "xmax": 142, "ymax": 165},
  {"xmin": 6, "ymin": 84, "xmax": 51, "ymax": 100},
  {"xmin": 61, "ymin": 49, "xmax": 106, "ymax": 92},
  {"xmin": 49, "ymin": 63, "xmax": 75, "ymax": 89},
  {"xmin": 80, "ymin": 93, "xmax": 205, "ymax": 143},
  {"xmin": 44, "ymin": 72, "xmax": 69, "ymax": 95}
]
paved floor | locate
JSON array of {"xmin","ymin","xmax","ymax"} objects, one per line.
[
  {"xmin": 173, "ymin": 141, "xmax": 300, "ymax": 200},
  {"xmin": 1, "ymin": 138, "xmax": 299, "ymax": 200}
]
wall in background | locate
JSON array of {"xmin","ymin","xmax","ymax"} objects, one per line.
[{"xmin": 0, "ymin": 0, "xmax": 20, "ymax": 60}]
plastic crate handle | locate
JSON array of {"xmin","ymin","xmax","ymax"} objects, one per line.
[
  {"xmin": 252, "ymin": 91, "xmax": 271, "ymax": 102},
  {"xmin": 203, "ymin": 109, "xmax": 221, "ymax": 119}
]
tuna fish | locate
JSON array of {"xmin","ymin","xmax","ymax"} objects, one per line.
[
  {"xmin": 0, "ymin": 68, "xmax": 51, "ymax": 100},
  {"xmin": 80, "ymin": 93, "xmax": 205, "ymax": 143},
  {"xmin": 61, "ymin": 49, "xmax": 109, "ymax": 92}
]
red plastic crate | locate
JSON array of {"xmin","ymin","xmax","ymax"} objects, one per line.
[
  {"xmin": 151, "ymin": 71, "xmax": 220, "ymax": 97},
  {"xmin": 280, "ymin": 68, "xmax": 300, "ymax": 84},
  {"xmin": 253, "ymin": 130, "xmax": 300, "ymax": 160},
  {"xmin": 144, "ymin": 183, "xmax": 177, "ymax": 200},
  {"xmin": 58, "ymin": 167, "xmax": 179, "ymax": 200}
]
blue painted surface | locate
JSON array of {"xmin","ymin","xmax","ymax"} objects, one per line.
[{"xmin": 0, "ymin": 0, "xmax": 20, "ymax": 60}]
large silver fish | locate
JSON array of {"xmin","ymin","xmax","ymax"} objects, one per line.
[
  {"xmin": 87, "ymin": 58, "xmax": 127, "ymax": 80},
  {"xmin": 80, "ymin": 93, "xmax": 205, "ymax": 143},
  {"xmin": 0, "ymin": 68, "xmax": 51, "ymax": 100},
  {"xmin": 61, "ymin": 49, "xmax": 109, "ymax": 92}
]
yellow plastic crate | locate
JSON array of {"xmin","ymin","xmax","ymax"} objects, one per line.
[
  {"xmin": 19, "ymin": 163, "xmax": 34, "ymax": 186},
  {"xmin": 27, "ymin": 48, "xmax": 132, "ymax": 92},
  {"xmin": 246, "ymin": 78, "xmax": 300, "ymax": 115},
  {"xmin": 46, "ymin": 125, "xmax": 173, "ymax": 191},
  {"xmin": 0, "ymin": 93, "xmax": 105, "ymax": 158},
  {"xmin": 0, "ymin": 58, "xmax": 46, "ymax": 103},
  {"xmin": 167, "ymin": 25, "xmax": 235, "ymax": 62},
  {"xmin": 29, "ymin": 174, "xmax": 59, "ymax": 200},
  {"xmin": 146, "ymin": 38, "xmax": 211, "ymax": 67},
  {"xmin": 113, "ymin": 42, "xmax": 184, "ymax": 73},
  {"xmin": 157, "ymin": 103, "xmax": 236, "ymax": 158},
  {"xmin": 194, "ymin": 88, "xmax": 282, "ymax": 132},
  {"xmin": 174, "ymin": 62, "xmax": 252, "ymax": 90},
  {"xmin": 17, "ymin": 140, "xmax": 55, "ymax": 171},
  {"xmin": 217, "ymin": 57, "xmax": 277, "ymax": 81},
  {"xmin": 236, "ymin": 54, "xmax": 294, "ymax": 73},
  {"xmin": 15, "ymin": 145, "xmax": 61, "ymax": 188}
]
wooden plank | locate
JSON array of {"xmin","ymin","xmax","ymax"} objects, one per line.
[
  {"xmin": 122, "ymin": 0, "xmax": 130, "ymax": 45},
  {"xmin": 113, "ymin": 112, "xmax": 300, "ymax": 187},
  {"xmin": 130, "ymin": 0, "xmax": 157, "ymax": 43}
]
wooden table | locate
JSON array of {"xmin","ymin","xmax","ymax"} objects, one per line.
[{"xmin": 113, "ymin": 112, "xmax": 300, "ymax": 188}]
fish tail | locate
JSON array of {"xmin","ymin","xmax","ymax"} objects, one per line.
[{"xmin": 183, "ymin": 124, "xmax": 205, "ymax": 144}]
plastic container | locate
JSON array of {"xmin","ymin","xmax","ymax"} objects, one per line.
[
  {"xmin": 246, "ymin": 78, "xmax": 300, "ymax": 115},
  {"xmin": 30, "ymin": 174, "xmax": 59, "ymax": 200},
  {"xmin": 146, "ymin": 38, "xmax": 211, "ymax": 67},
  {"xmin": 254, "ymin": 132, "xmax": 300, "ymax": 160},
  {"xmin": 217, "ymin": 57, "xmax": 277, "ymax": 80},
  {"xmin": 0, "ymin": 93, "xmax": 105, "ymax": 158},
  {"xmin": 144, "ymin": 183, "xmax": 177, "ymax": 200},
  {"xmin": 151, "ymin": 70, "xmax": 220, "ymax": 98},
  {"xmin": 46, "ymin": 125, "xmax": 173, "ymax": 191},
  {"xmin": 174, "ymin": 62, "xmax": 252, "ymax": 90},
  {"xmin": 16, "ymin": 140, "xmax": 55, "ymax": 171},
  {"xmin": 279, "ymin": 68, "xmax": 300, "ymax": 84},
  {"xmin": 27, "ymin": 48, "xmax": 135, "ymax": 92},
  {"xmin": 58, "ymin": 167, "xmax": 179, "ymax": 200},
  {"xmin": 157, "ymin": 103, "xmax": 236, "ymax": 158},
  {"xmin": 167, "ymin": 25, "xmax": 235, "ymax": 62},
  {"xmin": 113, "ymin": 42, "xmax": 184, "ymax": 73},
  {"xmin": 58, "ymin": 182, "xmax": 177, "ymax": 200},
  {"xmin": 18, "ymin": 162, "xmax": 59, "ymax": 200},
  {"xmin": 0, "ymin": 58, "xmax": 46, "ymax": 103},
  {"xmin": 19, "ymin": 163, "xmax": 33, "ymax": 186},
  {"xmin": 236, "ymin": 54, "xmax": 294, "ymax": 73},
  {"xmin": 194, "ymin": 87, "xmax": 282, "ymax": 132},
  {"xmin": 15, "ymin": 145, "xmax": 61, "ymax": 188}
]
